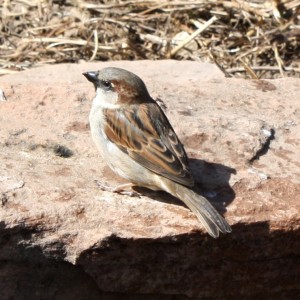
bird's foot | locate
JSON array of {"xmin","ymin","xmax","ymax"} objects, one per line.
[{"xmin": 94, "ymin": 180, "xmax": 141, "ymax": 197}]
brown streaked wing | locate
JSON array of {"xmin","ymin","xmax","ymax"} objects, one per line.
[{"xmin": 103, "ymin": 103, "xmax": 194, "ymax": 187}]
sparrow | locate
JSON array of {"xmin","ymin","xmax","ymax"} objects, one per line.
[{"xmin": 83, "ymin": 67, "xmax": 231, "ymax": 238}]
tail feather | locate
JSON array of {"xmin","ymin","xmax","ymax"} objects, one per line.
[{"xmin": 165, "ymin": 181, "xmax": 231, "ymax": 238}]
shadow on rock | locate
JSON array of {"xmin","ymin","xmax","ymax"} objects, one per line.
[
  {"xmin": 189, "ymin": 158, "xmax": 236, "ymax": 211},
  {"xmin": 77, "ymin": 222, "xmax": 300, "ymax": 299},
  {"xmin": 1, "ymin": 217, "xmax": 300, "ymax": 299},
  {"xmin": 133, "ymin": 158, "xmax": 236, "ymax": 215}
]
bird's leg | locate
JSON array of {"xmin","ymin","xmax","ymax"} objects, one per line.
[{"xmin": 94, "ymin": 180, "xmax": 141, "ymax": 197}]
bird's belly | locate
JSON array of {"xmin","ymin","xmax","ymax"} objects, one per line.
[{"xmin": 90, "ymin": 120, "xmax": 161, "ymax": 190}]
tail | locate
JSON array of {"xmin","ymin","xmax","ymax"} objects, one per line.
[{"xmin": 164, "ymin": 181, "xmax": 231, "ymax": 238}]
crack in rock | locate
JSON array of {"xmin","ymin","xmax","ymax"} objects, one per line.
[{"xmin": 249, "ymin": 128, "xmax": 275, "ymax": 163}]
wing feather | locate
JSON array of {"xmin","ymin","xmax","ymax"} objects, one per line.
[{"xmin": 103, "ymin": 103, "xmax": 194, "ymax": 187}]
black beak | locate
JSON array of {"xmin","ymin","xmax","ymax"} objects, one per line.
[{"xmin": 83, "ymin": 71, "xmax": 98, "ymax": 84}]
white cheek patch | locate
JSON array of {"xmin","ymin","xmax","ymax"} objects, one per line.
[{"xmin": 93, "ymin": 88, "xmax": 119, "ymax": 109}]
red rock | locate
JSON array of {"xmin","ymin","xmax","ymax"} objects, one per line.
[{"xmin": 0, "ymin": 61, "xmax": 299, "ymax": 299}]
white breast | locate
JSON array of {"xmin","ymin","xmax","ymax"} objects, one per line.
[{"xmin": 89, "ymin": 100, "xmax": 162, "ymax": 190}]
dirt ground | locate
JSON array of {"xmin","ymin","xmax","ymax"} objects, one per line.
[{"xmin": 1, "ymin": 0, "xmax": 299, "ymax": 78}]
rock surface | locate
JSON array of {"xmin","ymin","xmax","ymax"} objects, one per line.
[{"xmin": 0, "ymin": 60, "xmax": 299, "ymax": 299}]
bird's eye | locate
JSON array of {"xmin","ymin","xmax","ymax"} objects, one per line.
[{"xmin": 102, "ymin": 80, "xmax": 112, "ymax": 90}]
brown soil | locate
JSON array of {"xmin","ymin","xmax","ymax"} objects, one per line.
[{"xmin": 1, "ymin": 0, "xmax": 299, "ymax": 78}]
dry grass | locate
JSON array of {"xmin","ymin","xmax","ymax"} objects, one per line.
[{"xmin": 0, "ymin": 0, "xmax": 299, "ymax": 78}]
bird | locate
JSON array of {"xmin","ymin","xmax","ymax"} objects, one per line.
[{"xmin": 83, "ymin": 67, "xmax": 231, "ymax": 238}]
